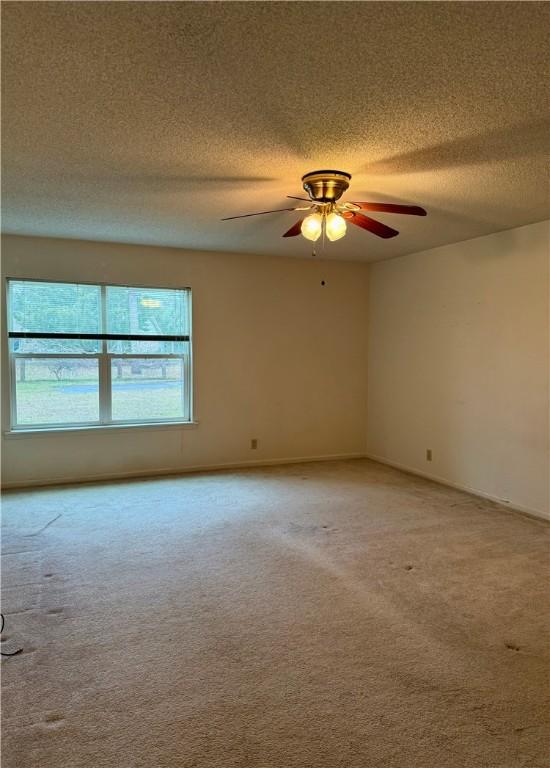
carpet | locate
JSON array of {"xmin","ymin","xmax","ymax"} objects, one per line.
[{"xmin": 1, "ymin": 459, "xmax": 549, "ymax": 767}]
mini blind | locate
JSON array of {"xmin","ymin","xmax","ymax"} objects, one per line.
[{"xmin": 8, "ymin": 281, "xmax": 190, "ymax": 344}]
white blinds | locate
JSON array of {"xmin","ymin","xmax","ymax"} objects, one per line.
[{"xmin": 8, "ymin": 280, "xmax": 190, "ymax": 354}]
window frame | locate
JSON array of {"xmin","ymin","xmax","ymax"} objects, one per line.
[{"xmin": 6, "ymin": 278, "xmax": 193, "ymax": 432}]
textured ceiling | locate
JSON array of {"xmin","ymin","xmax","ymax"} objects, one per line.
[{"xmin": 2, "ymin": 1, "xmax": 549, "ymax": 262}]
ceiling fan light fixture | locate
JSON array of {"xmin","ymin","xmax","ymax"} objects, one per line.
[
  {"xmin": 222, "ymin": 169, "xmax": 426, "ymax": 244},
  {"xmin": 325, "ymin": 211, "xmax": 347, "ymax": 241},
  {"xmin": 301, "ymin": 213, "xmax": 323, "ymax": 242}
]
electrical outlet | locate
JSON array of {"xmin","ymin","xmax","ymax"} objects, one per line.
[
  {"xmin": 426, "ymin": 449, "xmax": 432, "ymax": 461},
  {"xmin": 251, "ymin": 439, "xmax": 258, "ymax": 450}
]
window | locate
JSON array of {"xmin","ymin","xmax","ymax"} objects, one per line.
[{"xmin": 7, "ymin": 280, "xmax": 192, "ymax": 430}]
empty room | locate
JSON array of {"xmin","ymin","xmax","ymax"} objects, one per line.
[{"xmin": 1, "ymin": 2, "xmax": 549, "ymax": 767}]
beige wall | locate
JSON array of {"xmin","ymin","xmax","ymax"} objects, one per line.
[
  {"xmin": 3, "ymin": 224, "xmax": 548, "ymax": 518},
  {"xmin": 1, "ymin": 235, "xmax": 370, "ymax": 486},
  {"xmin": 367, "ymin": 220, "xmax": 550, "ymax": 518}
]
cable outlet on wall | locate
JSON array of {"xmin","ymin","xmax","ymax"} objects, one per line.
[
  {"xmin": 251, "ymin": 439, "xmax": 258, "ymax": 450},
  {"xmin": 426, "ymin": 449, "xmax": 432, "ymax": 462}
]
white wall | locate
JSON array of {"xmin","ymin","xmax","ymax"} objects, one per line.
[
  {"xmin": 367, "ymin": 220, "xmax": 550, "ymax": 518},
  {"xmin": 1, "ymin": 235, "xmax": 369, "ymax": 486}
]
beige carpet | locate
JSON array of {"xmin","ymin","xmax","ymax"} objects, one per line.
[{"xmin": 1, "ymin": 459, "xmax": 549, "ymax": 767}]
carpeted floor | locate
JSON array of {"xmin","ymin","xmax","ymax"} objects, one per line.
[{"xmin": 1, "ymin": 458, "xmax": 549, "ymax": 767}]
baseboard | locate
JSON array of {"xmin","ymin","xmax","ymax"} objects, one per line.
[
  {"xmin": 1, "ymin": 452, "xmax": 365, "ymax": 491},
  {"xmin": 365, "ymin": 453, "xmax": 549, "ymax": 522}
]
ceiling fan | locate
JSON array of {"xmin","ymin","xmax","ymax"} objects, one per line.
[{"xmin": 222, "ymin": 170, "xmax": 426, "ymax": 242}]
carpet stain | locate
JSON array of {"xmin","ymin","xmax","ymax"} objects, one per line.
[
  {"xmin": 43, "ymin": 713, "xmax": 65, "ymax": 727},
  {"xmin": 505, "ymin": 642, "xmax": 521, "ymax": 652},
  {"xmin": 286, "ymin": 522, "xmax": 338, "ymax": 536}
]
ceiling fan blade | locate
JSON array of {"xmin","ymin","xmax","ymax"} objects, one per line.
[
  {"xmin": 351, "ymin": 202, "xmax": 427, "ymax": 216},
  {"xmin": 349, "ymin": 213, "xmax": 399, "ymax": 238},
  {"xmin": 221, "ymin": 207, "xmax": 298, "ymax": 221},
  {"xmin": 282, "ymin": 219, "xmax": 304, "ymax": 237},
  {"xmin": 287, "ymin": 195, "xmax": 314, "ymax": 203}
]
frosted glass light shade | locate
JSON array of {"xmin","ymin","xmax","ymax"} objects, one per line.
[
  {"xmin": 301, "ymin": 213, "xmax": 323, "ymax": 242},
  {"xmin": 325, "ymin": 212, "xmax": 347, "ymax": 241}
]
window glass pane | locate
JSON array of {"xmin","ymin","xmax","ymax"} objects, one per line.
[
  {"xmin": 10, "ymin": 337, "xmax": 100, "ymax": 354},
  {"xmin": 9, "ymin": 281, "xmax": 101, "ymax": 353},
  {"xmin": 15, "ymin": 358, "xmax": 99, "ymax": 425},
  {"xmin": 106, "ymin": 286, "xmax": 188, "ymax": 354},
  {"xmin": 111, "ymin": 358, "xmax": 185, "ymax": 421}
]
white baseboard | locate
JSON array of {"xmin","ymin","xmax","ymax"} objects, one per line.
[
  {"xmin": 1, "ymin": 452, "xmax": 365, "ymax": 490},
  {"xmin": 365, "ymin": 452, "xmax": 549, "ymax": 522}
]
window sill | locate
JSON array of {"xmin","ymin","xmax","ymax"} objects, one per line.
[{"xmin": 3, "ymin": 421, "xmax": 199, "ymax": 438}]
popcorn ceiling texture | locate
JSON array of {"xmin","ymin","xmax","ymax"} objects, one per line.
[
  {"xmin": 2, "ymin": 1, "xmax": 549, "ymax": 262},
  {"xmin": 1, "ymin": 459, "xmax": 549, "ymax": 767}
]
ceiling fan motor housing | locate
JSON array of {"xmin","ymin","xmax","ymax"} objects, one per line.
[{"xmin": 302, "ymin": 170, "xmax": 351, "ymax": 203}]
